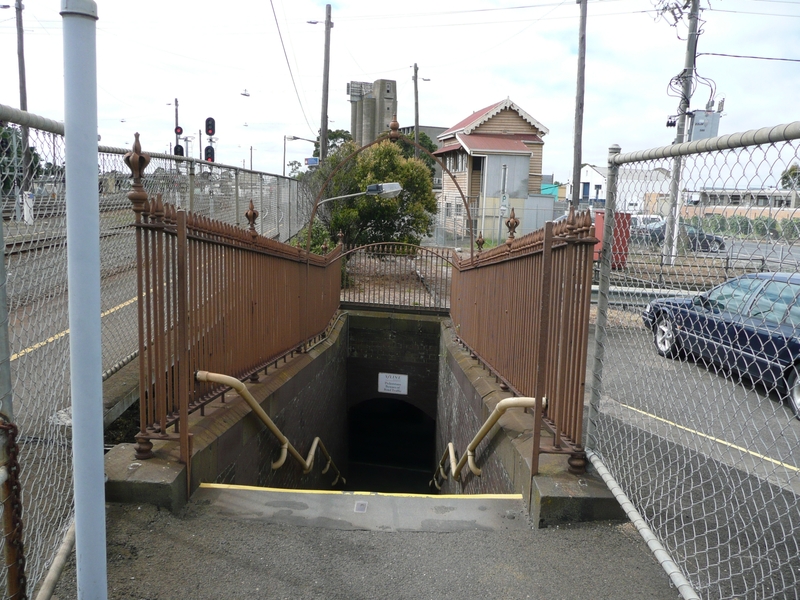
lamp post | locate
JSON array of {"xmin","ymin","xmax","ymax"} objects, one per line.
[{"xmin": 283, "ymin": 135, "xmax": 316, "ymax": 177}]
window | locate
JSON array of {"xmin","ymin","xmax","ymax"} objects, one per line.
[
  {"xmin": 706, "ymin": 277, "xmax": 764, "ymax": 314},
  {"xmin": 748, "ymin": 281, "xmax": 800, "ymax": 324}
]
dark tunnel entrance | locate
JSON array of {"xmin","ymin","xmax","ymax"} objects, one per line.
[{"xmin": 345, "ymin": 397, "xmax": 436, "ymax": 494}]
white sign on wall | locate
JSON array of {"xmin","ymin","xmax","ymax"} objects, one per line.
[{"xmin": 378, "ymin": 372, "xmax": 408, "ymax": 396}]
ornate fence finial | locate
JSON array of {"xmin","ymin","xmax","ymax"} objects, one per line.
[
  {"xmin": 476, "ymin": 231, "xmax": 485, "ymax": 252},
  {"xmin": 124, "ymin": 133, "xmax": 151, "ymax": 216},
  {"xmin": 389, "ymin": 115, "xmax": 400, "ymax": 142},
  {"xmin": 245, "ymin": 200, "xmax": 259, "ymax": 239},
  {"xmin": 505, "ymin": 207, "xmax": 519, "ymax": 245},
  {"xmin": 337, "ymin": 230, "xmax": 344, "ymax": 244},
  {"xmin": 321, "ymin": 241, "xmax": 329, "ymax": 254}
]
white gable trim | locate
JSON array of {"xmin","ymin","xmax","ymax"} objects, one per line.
[{"xmin": 462, "ymin": 98, "xmax": 550, "ymax": 136}]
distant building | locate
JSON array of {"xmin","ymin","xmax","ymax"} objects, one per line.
[{"xmin": 347, "ymin": 80, "xmax": 397, "ymax": 146}]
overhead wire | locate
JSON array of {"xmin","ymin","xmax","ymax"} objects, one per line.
[{"xmin": 268, "ymin": 0, "xmax": 316, "ymax": 137}]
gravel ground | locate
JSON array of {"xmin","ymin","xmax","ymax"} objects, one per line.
[{"xmin": 51, "ymin": 500, "xmax": 680, "ymax": 600}]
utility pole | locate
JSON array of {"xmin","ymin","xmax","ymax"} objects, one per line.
[
  {"xmin": 319, "ymin": 4, "xmax": 332, "ymax": 162},
  {"xmin": 174, "ymin": 98, "xmax": 179, "ymax": 151},
  {"xmin": 570, "ymin": 0, "xmax": 587, "ymax": 209},
  {"xmin": 15, "ymin": 0, "xmax": 32, "ymax": 193},
  {"xmin": 413, "ymin": 63, "xmax": 420, "ymax": 159},
  {"xmin": 663, "ymin": 0, "xmax": 700, "ymax": 265}
]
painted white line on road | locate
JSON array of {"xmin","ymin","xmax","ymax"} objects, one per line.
[
  {"xmin": 619, "ymin": 402, "xmax": 799, "ymax": 473},
  {"xmin": 10, "ymin": 296, "xmax": 138, "ymax": 362}
]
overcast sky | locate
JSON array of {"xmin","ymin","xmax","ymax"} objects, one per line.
[{"xmin": 1, "ymin": 0, "xmax": 798, "ymax": 181}]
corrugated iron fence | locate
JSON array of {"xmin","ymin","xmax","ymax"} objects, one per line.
[
  {"xmin": 449, "ymin": 210, "xmax": 596, "ymax": 473},
  {"xmin": 130, "ymin": 184, "xmax": 342, "ymax": 466}
]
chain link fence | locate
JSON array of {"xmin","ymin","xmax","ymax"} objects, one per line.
[
  {"xmin": 425, "ymin": 191, "xmax": 564, "ymax": 249},
  {"xmin": 0, "ymin": 103, "xmax": 310, "ymax": 594},
  {"xmin": 589, "ymin": 123, "xmax": 800, "ymax": 599}
]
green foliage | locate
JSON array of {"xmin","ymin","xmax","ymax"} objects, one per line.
[
  {"xmin": 290, "ymin": 220, "xmax": 332, "ymax": 255},
  {"xmin": 327, "ymin": 140, "xmax": 437, "ymax": 246},
  {"xmin": 397, "ymin": 131, "xmax": 438, "ymax": 179},
  {"xmin": 780, "ymin": 218, "xmax": 800, "ymax": 242},
  {"xmin": 703, "ymin": 214, "xmax": 727, "ymax": 233},
  {"xmin": 780, "ymin": 163, "xmax": 800, "ymax": 190},
  {"xmin": 688, "ymin": 216, "xmax": 701, "ymax": 228},
  {"xmin": 313, "ymin": 129, "xmax": 353, "ymax": 159},
  {"xmin": 1, "ymin": 126, "xmax": 43, "ymax": 196},
  {"xmin": 752, "ymin": 216, "xmax": 778, "ymax": 238},
  {"xmin": 727, "ymin": 215, "xmax": 752, "ymax": 236}
]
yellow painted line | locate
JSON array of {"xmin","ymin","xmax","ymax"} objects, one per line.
[
  {"xmin": 10, "ymin": 295, "xmax": 138, "ymax": 362},
  {"xmin": 619, "ymin": 402, "xmax": 799, "ymax": 473},
  {"xmin": 199, "ymin": 483, "xmax": 522, "ymax": 500}
]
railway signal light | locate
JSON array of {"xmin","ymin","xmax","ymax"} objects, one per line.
[
  {"xmin": 205, "ymin": 117, "xmax": 215, "ymax": 136},
  {"xmin": 204, "ymin": 146, "xmax": 215, "ymax": 162},
  {"xmin": 174, "ymin": 125, "xmax": 183, "ymax": 136},
  {"xmin": 174, "ymin": 144, "xmax": 184, "ymax": 156}
]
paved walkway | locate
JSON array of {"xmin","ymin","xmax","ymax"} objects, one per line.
[{"xmin": 52, "ymin": 487, "xmax": 681, "ymax": 600}]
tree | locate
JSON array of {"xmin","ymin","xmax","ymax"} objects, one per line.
[
  {"xmin": 397, "ymin": 131, "xmax": 438, "ymax": 179},
  {"xmin": 304, "ymin": 140, "xmax": 437, "ymax": 248},
  {"xmin": 1, "ymin": 126, "xmax": 43, "ymax": 197},
  {"xmin": 781, "ymin": 163, "xmax": 800, "ymax": 190},
  {"xmin": 313, "ymin": 129, "xmax": 353, "ymax": 159}
]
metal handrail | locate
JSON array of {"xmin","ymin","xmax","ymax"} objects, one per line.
[
  {"xmin": 195, "ymin": 370, "xmax": 345, "ymax": 486},
  {"xmin": 430, "ymin": 397, "xmax": 545, "ymax": 489}
]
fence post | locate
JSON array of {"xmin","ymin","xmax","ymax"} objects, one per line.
[
  {"xmin": 587, "ymin": 144, "xmax": 620, "ymax": 450},
  {"xmin": 531, "ymin": 221, "xmax": 554, "ymax": 480},
  {"xmin": 235, "ymin": 168, "xmax": 240, "ymax": 227},
  {"xmin": 188, "ymin": 159, "xmax": 195, "ymax": 214},
  {"xmin": 176, "ymin": 210, "xmax": 191, "ymax": 493},
  {"xmin": 0, "ymin": 187, "xmax": 24, "ymax": 598}
]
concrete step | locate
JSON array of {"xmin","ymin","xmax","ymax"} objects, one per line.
[{"xmin": 194, "ymin": 483, "xmax": 530, "ymax": 532}]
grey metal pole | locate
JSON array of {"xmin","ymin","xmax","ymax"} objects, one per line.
[
  {"xmin": 60, "ymin": 1, "xmax": 108, "ymax": 598},
  {"xmin": 587, "ymin": 144, "xmax": 620, "ymax": 450},
  {"xmin": 570, "ymin": 0, "xmax": 587, "ymax": 209},
  {"xmin": 319, "ymin": 4, "xmax": 332, "ymax": 162},
  {"xmin": 413, "ymin": 63, "xmax": 419, "ymax": 160},
  {"xmin": 664, "ymin": 0, "xmax": 700, "ymax": 265},
  {"xmin": 173, "ymin": 98, "xmax": 178, "ymax": 151}
]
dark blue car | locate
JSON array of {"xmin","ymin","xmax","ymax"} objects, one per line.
[{"xmin": 642, "ymin": 272, "xmax": 800, "ymax": 417}]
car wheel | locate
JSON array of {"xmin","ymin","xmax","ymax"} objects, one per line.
[
  {"xmin": 785, "ymin": 366, "xmax": 800, "ymax": 418},
  {"xmin": 709, "ymin": 240, "xmax": 721, "ymax": 253},
  {"xmin": 654, "ymin": 315, "xmax": 680, "ymax": 358}
]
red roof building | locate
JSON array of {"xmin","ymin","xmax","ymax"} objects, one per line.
[{"xmin": 434, "ymin": 99, "xmax": 550, "ymax": 244}]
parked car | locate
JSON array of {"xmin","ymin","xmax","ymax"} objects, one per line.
[
  {"xmin": 632, "ymin": 221, "xmax": 725, "ymax": 252},
  {"xmin": 630, "ymin": 214, "xmax": 664, "ymax": 231},
  {"xmin": 642, "ymin": 272, "xmax": 800, "ymax": 417}
]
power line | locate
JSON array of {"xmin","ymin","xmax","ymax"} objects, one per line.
[
  {"xmin": 268, "ymin": 0, "xmax": 315, "ymax": 137},
  {"xmin": 707, "ymin": 7, "xmax": 800, "ymax": 17},
  {"xmin": 698, "ymin": 52, "xmax": 800, "ymax": 62}
]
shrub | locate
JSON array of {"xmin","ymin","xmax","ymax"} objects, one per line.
[
  {"xmin": 703, "ymin": 214, "xmax": 727, "ymax": 233},
  {"xmin": 752, "ymin": 216, "xmax": 778, "ymax": 238},
  {"xmin": 780, "ymin": 218, "xmax": 800, "ymax": 242},
  {"xmin": 727, "ymin": 215, "xmax": 752, "ymax": 236}
]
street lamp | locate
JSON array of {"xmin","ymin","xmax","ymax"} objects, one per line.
[
  {"xmin": 283, "ymin": 135, "xmax": 316, "ymax": 177},
  {"xmin": 318, "ymin": 182, "xmax": 402, "ymax": 207}
]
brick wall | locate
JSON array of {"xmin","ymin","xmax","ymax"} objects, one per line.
[{"xmin": 346, "ymin": 311, "xmax": 442, "ymax": 420}]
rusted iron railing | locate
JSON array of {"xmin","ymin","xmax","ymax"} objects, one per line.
[
  {"xmin": 126, "ymin": 139, "xmax": 341, "ymax": 464},
  {"xmin": 449, "ymin": 208, "xmax": 596, "ymax": 475},
  {"xmin": 340, "ymin": 243, "xmax": 453, "ymax": 313}
]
